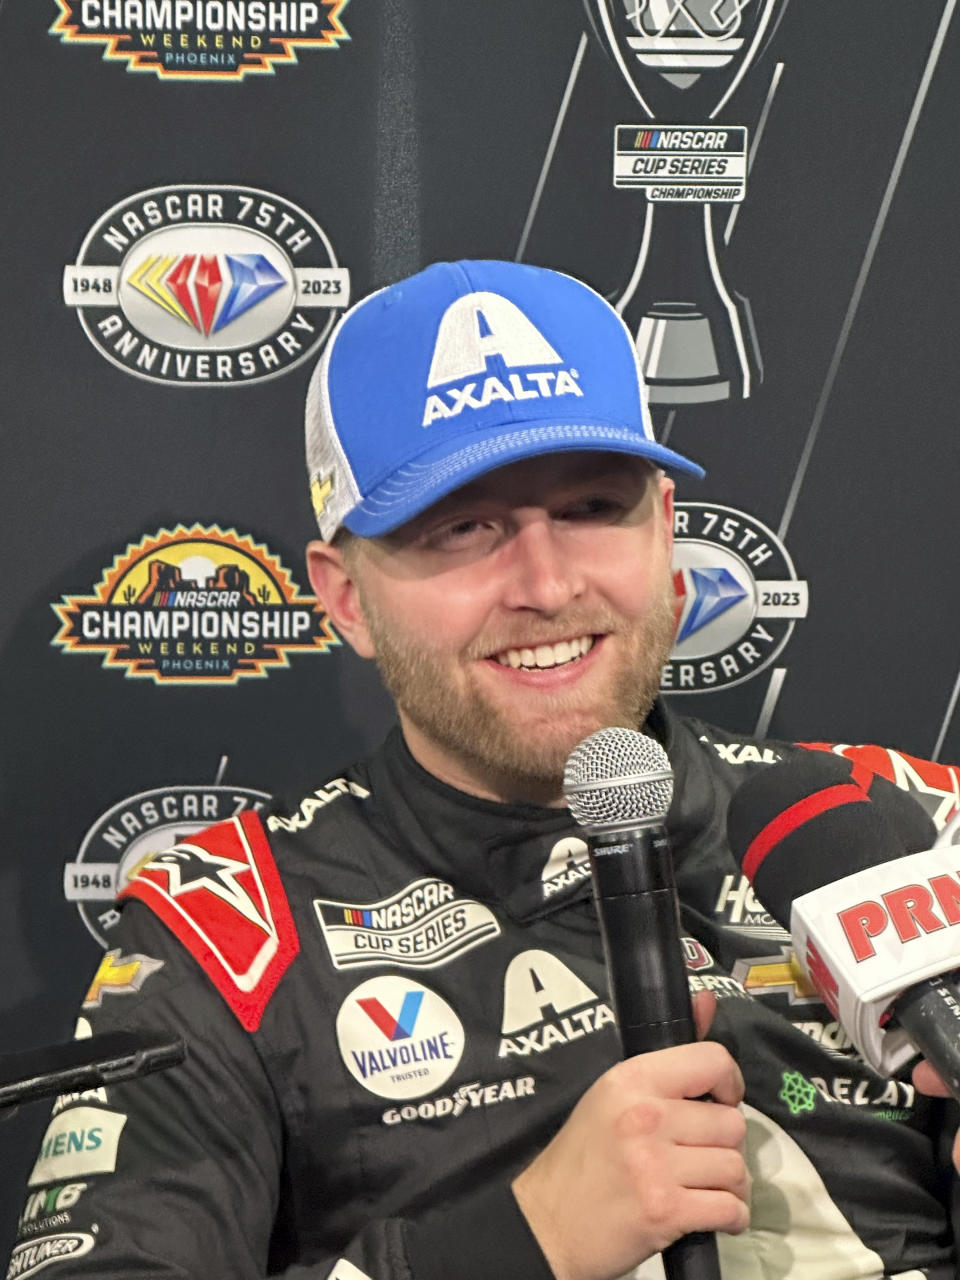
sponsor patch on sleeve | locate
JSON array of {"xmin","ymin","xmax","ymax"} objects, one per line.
[
  {"xmin": 118, "ymin": 811, "xmax": 299, "ymax": 1030},
  {"xmin": 7, "ymin": 1232, "xmax": 96, "ymax": 1279},
  {"xmin": 82, "ymin": 949, "xmax": 164, "ymax": 1009},
  {"xmin": 28, "ymin": 1107, "xmax": 127, "ymax": 1186},
  {"xmin": 801, "ymin": 742, "xmax": 960, "ymax": 831}
]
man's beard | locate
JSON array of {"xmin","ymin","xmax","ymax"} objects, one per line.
[{"xmin": 357, "ymin": 578, "xmax": 677, "ymax": 803}]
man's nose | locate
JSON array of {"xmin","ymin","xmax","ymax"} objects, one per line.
[{"xmin": 499, "ymin": 516, "xmax": 585, "ymax": 613}]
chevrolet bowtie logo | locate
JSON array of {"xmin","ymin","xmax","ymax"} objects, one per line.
[
  {"xmin": 83, "ymin": 948, "xmax": 164, "ymax": 1008},
  {"xmin": 311, "ymin": 473, "xmax": 334, "ymax": 520},
  {"xmin": 732, "ymin": 947, "xmax": 818, "ymax": 1003}
]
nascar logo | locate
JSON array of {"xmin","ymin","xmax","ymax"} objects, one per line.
[{"xmin": 631, "ymin": 128, "xmax": 733, "ymax": 150}]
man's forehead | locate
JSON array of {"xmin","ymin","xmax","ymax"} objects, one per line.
[{"xmin": 418, "ymin": 450, "xmax": 656, "ymax": 514}]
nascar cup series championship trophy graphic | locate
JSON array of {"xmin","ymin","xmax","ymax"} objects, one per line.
[{"xmin": 589, "ymin": 0, "xmax": 782, "ymax": 405}]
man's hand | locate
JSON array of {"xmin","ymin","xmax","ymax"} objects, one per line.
[
  {"xmin": 511, "ymin": 996, "xmax": 749, "ymax": 1280},
  {"xmin": 912, "ymin": 1060, "xmax": 960, "ymax": 1173}
]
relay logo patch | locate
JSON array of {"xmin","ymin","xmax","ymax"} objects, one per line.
[
  {"xmin": 314, "ymin": 876, "xmax": 501, "ymax": 971},
  {"xmin": 336, "ymin": 976, "xmax": 465, "ymax": 1101}
]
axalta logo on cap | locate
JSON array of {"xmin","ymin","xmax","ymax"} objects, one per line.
[
  {"xmin": 838, "ymin": 871, "xmax": 960, "ymax": 963},
  {"xmin": 421, "ymin": 291, "xmax": 583, "ymax": 426}
]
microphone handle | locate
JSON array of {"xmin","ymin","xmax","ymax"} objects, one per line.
[
  {"xmin": 890, "ymin": 974, "xmax": 960, "ymax": 1103},
  {"xmin": 589, "ymin": 825, "xmax": 722, "ymax": 1280}
]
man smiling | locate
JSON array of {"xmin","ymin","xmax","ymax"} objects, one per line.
[
  {"xmin": 310, "ymin": 452, "xmax": 679, "ymax": 807},
  {"xmin": 12, "ymin": 261, "xmax": 959, "ymax": 1280},
  {"xmin": 304, "ymin": 260, "xmax": 696, "ymax": 811}
]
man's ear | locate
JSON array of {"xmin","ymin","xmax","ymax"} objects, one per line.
[
  {"xmin": 305, "ymin": 539, "xmax": 376, "ymax": 659},
  {"xmin": 658, "ymin": 473, "xmax": 675, "ymax": 554}
]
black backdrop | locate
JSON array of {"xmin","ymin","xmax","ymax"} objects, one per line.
[{"xmin": 3, "ymin": 0, "xmax": 960, "ymax": 1258}]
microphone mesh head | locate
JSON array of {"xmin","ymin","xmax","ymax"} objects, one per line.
[{"xmin": 563, "ymin": 727, "xmax": 674, "ymax": 829}]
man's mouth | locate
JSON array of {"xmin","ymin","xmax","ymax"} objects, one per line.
[{"xmin": 493, "ymin": 636, "xmax": 596, "ymax": 671}]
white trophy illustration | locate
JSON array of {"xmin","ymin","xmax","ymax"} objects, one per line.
[{"xmin": 589, "ymin": 0, "xmax": 782, "ymax": 405}]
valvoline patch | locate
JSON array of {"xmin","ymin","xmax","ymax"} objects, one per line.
[{"xmin": 119, "ymin": 810, "xmax": 299, "ymax": 1030}]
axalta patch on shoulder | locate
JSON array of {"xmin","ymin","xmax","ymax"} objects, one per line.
[{"xmin": 119, "ymin": 811, "xmax": 299, "ymax": 1030}]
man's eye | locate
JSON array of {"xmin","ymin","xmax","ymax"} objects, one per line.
[
  {"xmin": 424, "ymin": 519, "xmax": 495, "ymax": 549},
  {"xmin": 563, "ymin": 496, "xmax": 622, "ymax": 520}
]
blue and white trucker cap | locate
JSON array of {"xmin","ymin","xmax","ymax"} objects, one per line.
[{"xmin": 305, "ymin": 259, "xmax": 704, "ymax": 541}]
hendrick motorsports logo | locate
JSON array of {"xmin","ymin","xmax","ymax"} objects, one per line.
[
  {"xmin": 50, "ymin": 0, "xmax": 348, "ymax": 79},
  {"xmin": 662, "ymin": 502, "xmax": 808, "ymax": 694},
  {"xmin": 66, "ymin": 777, "xmax": 270, "ymax": 945},
  {"xmin": 63, "ymin": 185, "xmax": 349, "ymax": 385},
  {"xmin": 51, "ymin": 524, "xmax": 339, "ymax": 683}
]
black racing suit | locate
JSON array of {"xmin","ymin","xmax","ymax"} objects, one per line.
[{"xmin": 9, "ymin": 703, "xmax": 960, "ymax": 1280}]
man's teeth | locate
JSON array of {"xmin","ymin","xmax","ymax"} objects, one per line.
[{"xmin": 495, "ymin": 636, "xmax": 595, "ymax": 670}]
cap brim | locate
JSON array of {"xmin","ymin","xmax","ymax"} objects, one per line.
[{"xmin": 343, "ymin": 420, "xmax": 705, "ymax": 538}]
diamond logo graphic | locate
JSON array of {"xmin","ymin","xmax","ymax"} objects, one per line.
[
  {"xmin": 665, "ymin": 502, "xmax": 808, "ymax": 694},
  {"xmin": 217, "ymin": 255, "xmax": 286, "ymax": 330},
  {"xmin": 676, "ymin": 566, "xmax": 748, "ymax": 642},
  {"xmin": 128, "ymin": 252, "xmax": 284, "ymax": 336}
]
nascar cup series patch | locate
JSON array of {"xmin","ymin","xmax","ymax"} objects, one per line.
[
  {"xmin": 119, "ymin": 811, "xmax": 299, "ymax": 1030},
  {"xmin": 335, "ymin": 976, "xmax": 465, "ymax": 1101},
  {"xmin": 314, "ymin": 877, "xmax": 501, "ymax": 971}
]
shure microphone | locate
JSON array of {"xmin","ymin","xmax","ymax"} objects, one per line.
[
  {"xmin": 725, "ymin": 751, "xmax": 960, "ymax": 1098},
  {"xmin": 564, "ymin": 727, "xmax": 721, "ymax": 1280}
]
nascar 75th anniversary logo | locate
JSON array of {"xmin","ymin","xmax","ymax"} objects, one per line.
[
  {"xmin": 51, "ymin": 525, "xmax": 338, "ymax": 683},
  {"xmin": 49, "ymin": 0, "xmax": 349, "ymax": 79},
  {"xmin": 64, "ymin": 185, "xmax": 349, "ymax": 385}
]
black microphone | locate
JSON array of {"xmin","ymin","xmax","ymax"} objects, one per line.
[
  {"xmin": 564, "ymin": 727, "xmax": 722, "ymax": 1280},
  {"xmin": 725, "ymin": 751, "xmax": 960, "ymax": 1099}
]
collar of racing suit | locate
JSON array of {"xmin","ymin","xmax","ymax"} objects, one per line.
[{"xmin": 361, "ymin": 700, "xmax": 722, "ymax": 924}]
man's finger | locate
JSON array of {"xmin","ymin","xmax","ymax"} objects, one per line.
[
  {"xmin": 692, "ymin": 989, "xmax": 717, "ymax": 1041},
  {"xmin": 913, "ymin": 1060, "xmax": 952, "ymax": 1098},
  {"xmin": 622, "ymin": 1041, "xmax": 745, "ymax": 1107}
]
